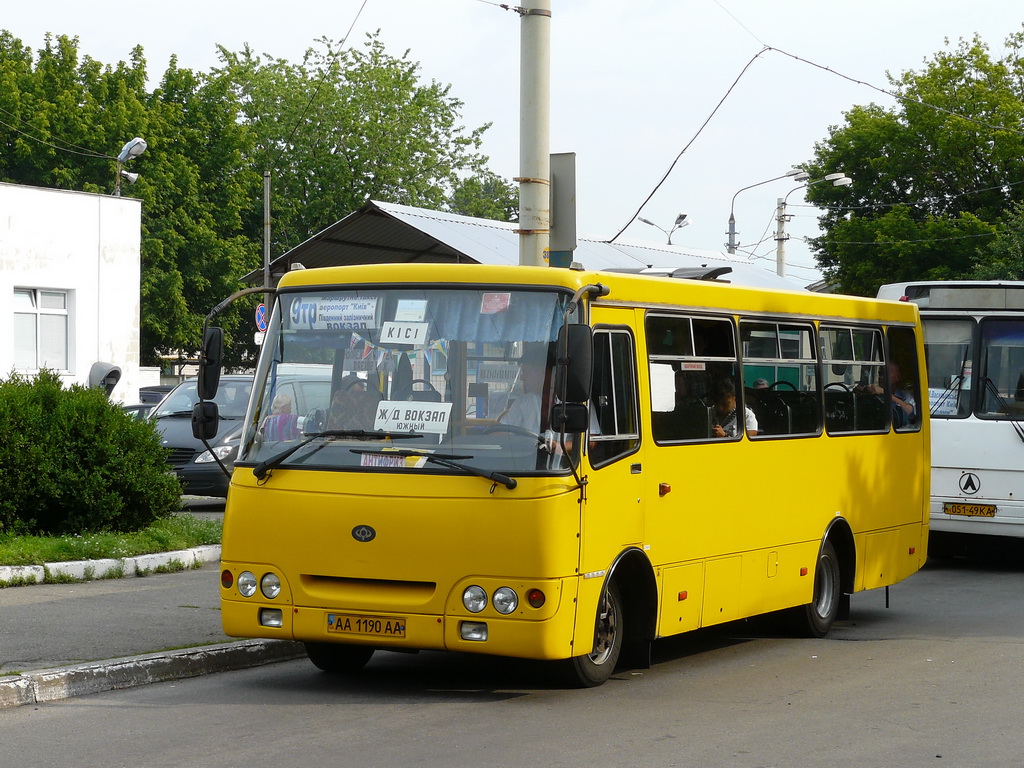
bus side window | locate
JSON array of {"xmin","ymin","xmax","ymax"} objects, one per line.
[
  {"xmin": 887, "ymin": 326, "xmax": 922, "ymax": 431},
  {"xmin": 590, "ymin": 328, "xmax": 640, "ymax": 466}
]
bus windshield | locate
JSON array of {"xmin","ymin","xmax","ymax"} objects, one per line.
[
  {"xmin": 925, "ymin": 316, "xmax": 1024, "ymax": 420},
  {"xmin": 238, "ymin": 285, "xmax": 578, "ymax": 475}
]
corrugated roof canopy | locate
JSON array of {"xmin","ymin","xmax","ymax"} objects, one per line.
[{"xmin": 244, "ymin": 200, "xmax": 806, "ymax": 291}]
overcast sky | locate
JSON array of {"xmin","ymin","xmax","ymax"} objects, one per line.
[{"xmin": 3, "ymin": 1, "xmax": 1021, "ymax": 283}]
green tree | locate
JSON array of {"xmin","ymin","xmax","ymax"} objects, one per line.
[
  {"xmin": 805, "ymin": 29, "xmax": 1024, "ymax": 295},
  {"xmin": 0, "ymin": 32, "xmax": 260, "ymax": 367},
  {"xmin": 450, "ymin": 170, "xmax": 519, "ymax": 221},
  {"xmin": 1, "ymin": 31, "xmax": 515, "ymax": 368},
  {"xmin": 974, "ymin": 201, "xmax": 1024, "ymax": 279},
  {"xmin": 213, "ymin": 33, "xmax": 503, "ymax": 255}
]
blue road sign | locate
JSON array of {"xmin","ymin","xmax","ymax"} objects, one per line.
[{"xmin": 255, "ymin": 303, "xmax": 268, "ymax": 332}]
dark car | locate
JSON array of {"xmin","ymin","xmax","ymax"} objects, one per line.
[
  {"xmin": 151, "ymin": 375, "xmax": 255, "ymax": 497},
  {"xmin": 121, "ymin": 402, "xmax": 156, "ymax": 421},
  {"xmin": 153, "ymin": 372, "xmax": 332, "ymax": 497},
  {"xmin": 139, "ymin": 385, "xmax": 174, "ymax": 404}
]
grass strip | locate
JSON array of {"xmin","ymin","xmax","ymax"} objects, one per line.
[{"xmin": 0, "ymin": 514, "xmax": 221, "ymax": 566}]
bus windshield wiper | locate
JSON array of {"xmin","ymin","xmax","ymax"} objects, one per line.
[
  {"xmin": 981, "ymin": 378, "xmax": 1024, "ymax": 444},
  {"xmin": 253, "ymin": 430, "xmax": 422, "ymax": 480},
  {"xmin": 350, "ymin": 448, "xmax": 518, "ymax": 490},
  {"xmin": 933, "ymin": 374, "xmax": 965, "ymax": 412}
]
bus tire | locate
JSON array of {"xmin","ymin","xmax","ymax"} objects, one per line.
[
  {"xmin": 561, "ymin": 582, "xmax": 623, "ymax": 688},
  {"xmin": 304, "ymin": 642, "xmax": 375, "ymax": 674},
  {"xmin": 791, "ymin": 540, "xmax": 841, "ymax": 638}
]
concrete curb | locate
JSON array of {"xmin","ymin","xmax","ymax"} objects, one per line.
[
  {"xmin": 0, "ymin": 545, "xmax": 222, "ymax": 585},
  {"xmin": 0, "ymin": 639, "xmax": 306, "ymax": 710}
]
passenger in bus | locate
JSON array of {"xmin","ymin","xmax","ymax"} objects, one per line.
[
  {"xmin": 501, "ymin": 344, "xmax": 550, "ymax": 434},
  {"xmin": 327, "ymin": 379, "xmax": 379, "ymax": 431},
  {"xmin": 711, "ymin": 378, "xmax": 758, "ymax": 438},
  {"xmin": 262, "ymin": 394, "xmax": 300, "ymax": 441},
  {"xmin": 857, "ymin": 361, "xmax": 917, "ymax": 427},
  {"xmin": 340, "ymin": 373, "xmax": 366, "ymax": 394}
]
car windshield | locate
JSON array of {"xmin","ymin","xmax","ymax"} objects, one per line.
[
  {"xmin": 151, "ymin": 379, "xmax": 253, "ymax": 420},
  {"xmin": 238, "ymin": 285, "xmax": 579, "ymax": 475}
]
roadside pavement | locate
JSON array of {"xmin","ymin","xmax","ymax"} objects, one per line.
[{"xmin": 0, "ymin": 505, "xmax": 305, "ymax": 710}]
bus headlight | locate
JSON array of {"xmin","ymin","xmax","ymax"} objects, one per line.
[
  {"xmin": 261, "ymin": 573, "xmax": 281, "ymax": 599},
  {"xmin": 463, "ymin": 585, "xmax": 487, "ymax": 613},
  {"xmin": 237, "ymin": 571, "xmax": 258, "ymax": 598},
  {"xmin": 493, "ymin": 587, "xmax": 519, "ymax": 614}
]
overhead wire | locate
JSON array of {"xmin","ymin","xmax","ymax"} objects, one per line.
[
  {"xmin": 0, "ymin": 106, "xmax": 113, "ymax": 160},
  {"xmin": 606, "ymin": 46, "xmax": 770, "ymax": 243},
  {"xmin": 268, "ymin": 0, "xmax": 370, "ymax": 171}
]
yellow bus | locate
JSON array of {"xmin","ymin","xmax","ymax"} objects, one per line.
[{"xmin": 195, "ymin": 263, "xmax": 929, "ymax": 686}]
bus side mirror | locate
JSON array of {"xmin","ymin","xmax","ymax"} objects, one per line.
[
  {"xmin": 192, "ymin": 401, "xmax": 220, "ymax": 441},
  {"xmin": 550, "ymin": 402, "xmax": 590, "ymax": 433},
  {"xmin": 197, "ymin": 327, "xmax": 224, "ymax": 401},
  {"xmin": 554, "ymin": 324, "xmax": 593, "ymax": 403}
]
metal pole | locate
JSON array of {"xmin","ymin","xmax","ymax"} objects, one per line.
[
  {"xmin": 726, "ymin": 212, "xmax": 737, "ymax": 254},
  {"xmin": 775, "ymin": 197, "xmax": 787, "ymax": 277},
  {"xmin": 517, "ymin": 1, "xmax": 551, "ymax": 266},
  {"xmin": 263, "ymin": 171, "xmax": 272, "ymax": 307}
]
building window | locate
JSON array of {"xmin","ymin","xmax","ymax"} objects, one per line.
[{"xmin": 14, "ymin": 288, "xmax": 69, "ymax": 371}]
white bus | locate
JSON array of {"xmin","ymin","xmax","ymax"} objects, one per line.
[{"xmin": 878, "ymin": 281, "xmax": 1024, "ymax": 556}]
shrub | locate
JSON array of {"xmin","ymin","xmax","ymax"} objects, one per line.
[{"xmin": 0, "ymin": 369, "xmax": 183, "ymax": 535}]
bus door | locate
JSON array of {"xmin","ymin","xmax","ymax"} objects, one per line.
[{"xmin": 580, "ymin": 321, "xmax": 644, "ymax": 574}]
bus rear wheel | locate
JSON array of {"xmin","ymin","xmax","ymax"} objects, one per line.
[
  {"xmin": 790, "ymin": 540, "xmax": 841, "ymax": 638},
  {"xmin": 304, "ymin": 642, "xmax": 375, "ymax": 674},
  {"xmin": 561, "ymin": 582, "xmax": 623, "ymax": 688}
]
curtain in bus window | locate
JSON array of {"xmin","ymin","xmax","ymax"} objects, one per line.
[
  {"xmin": 922, "ymin": 318, "xmax": 974, "ymax": 418},
  {"xmin": 978, "ymin": 319, "xmax": 1024, "ymax": 420},
  {"xmin": 282, "ymin": 290, "xmax": 567, "ymax": 345}
]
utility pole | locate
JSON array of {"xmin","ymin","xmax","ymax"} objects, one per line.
[
  {"xmin": 517, "ymin": 1, "xmax": 551, "ymax": 266},
  {"xmin": 775, "ymin": 197, "xmax": 790, "ymax": 277}
]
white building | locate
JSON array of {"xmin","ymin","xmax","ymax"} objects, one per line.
[{"xmin": 0, "ymin": 182, "xmax": 143, "ymax": 403}]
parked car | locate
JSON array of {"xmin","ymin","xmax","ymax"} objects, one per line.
[
  {"xmin": 153, "ymin": 371, "xmax": 332, "ymax": 497},
  {"xmin": 151, "ymin": 375, "xmax": 255, "ymax": 497},
  {"xmin": 139, "ymin": 385, "xmax": 174, "ymax": 404},
  {"xmin": 121, "ymin": 402, "xmax": 156, "ymax": 421}
]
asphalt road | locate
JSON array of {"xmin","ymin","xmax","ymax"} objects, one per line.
[{"xmin": 3, "ymin": 550, "xmax": 1023, "ymax": 768}]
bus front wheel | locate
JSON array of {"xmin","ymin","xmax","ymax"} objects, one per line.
[
  {"xmin": 561, "ymin": 582, "xmax": 623, "ymax": 688},
  {"xmin": 790, "ymin": 540, "xmax": 841, "ymax": 638},
  {"xmin": 304, "ymin": 642, "xmax": 375, "ymax": 674}
]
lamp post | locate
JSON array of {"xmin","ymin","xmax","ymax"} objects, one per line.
[
  {"xmin": 639, "ymin": 212, "xmax": 689, "ymax": 245},
  {"xmin": 775, "ymin": 172, "xmax": 852, "ymax": 277},
  {"xmin": 726, "ymin": 169, "xmax": 809, "ymax": 254},
  {"xmin": 114, "ymin": 137, "xmax": 147, "ymax": 196}
]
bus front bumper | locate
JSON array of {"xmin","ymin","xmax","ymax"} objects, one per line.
[{"xmin": 221, "ymin": 595, "xmax": 580, "ymax": 662}]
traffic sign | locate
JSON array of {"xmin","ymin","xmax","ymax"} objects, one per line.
[{"xmin": 255, "ymin": 303, "xmax": 268, "ymax": 332}]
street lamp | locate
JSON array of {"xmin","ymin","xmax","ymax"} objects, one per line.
[
  {"xmin": 726, "ymin": 168, "xmax": 809, "ymax": 254},
  {"xmin": 775, "ymin": 172, "xmax": 853, "ymax": 277},
  {"xmin": 639, "ymin": 212, "xmax": 689, "ymax": 245},
  {"xmin": 114, "ymin": 137, "xmax": 147, "ymax": 196}
]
